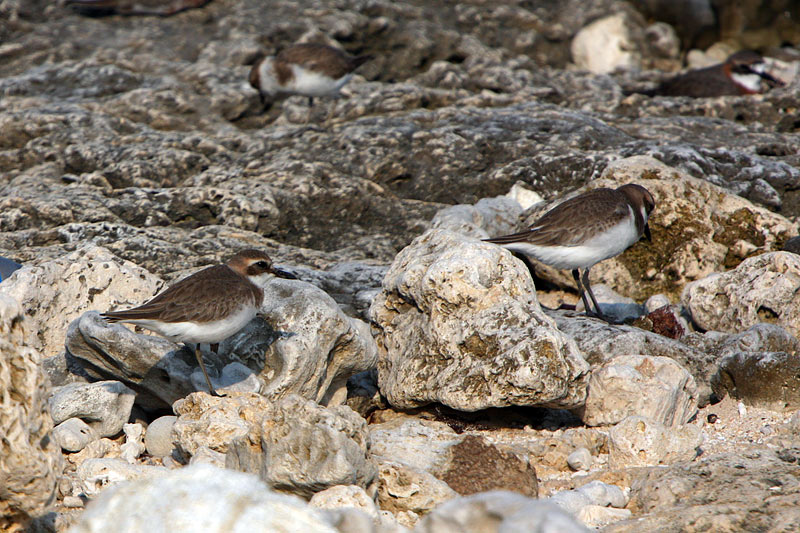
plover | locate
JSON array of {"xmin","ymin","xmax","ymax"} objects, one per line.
[
  {"xmin": 248, "ymin": 43, "xmax": 373, "ymax": 111},
  {"xmin": 484, "ymin": 184, "xmax": 655, "ymax": 321},
  {"xmin": 102, "ymin": 249, "xmax": 295, "ymax": 395},
  {"xmin": 630, "ymin": 50, "xmax": 783, "ymax": 97},
  {"xmin": 64, "ymin": 0, "xmax": 212, "ymax": 16}
]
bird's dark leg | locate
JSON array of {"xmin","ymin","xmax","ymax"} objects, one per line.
[
  {"xmin": 193, "ymin": 345, "xmax": 220, "ymax": 397},
  {"xmin": 572, "ymin": 269, "xmax": 595, "ymax": 317},
  {"xmin": 581, "ymin": 268, "xmax": 610, "ymax": 322}
]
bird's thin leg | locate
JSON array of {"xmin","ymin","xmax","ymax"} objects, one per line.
[
  {"xmin": 193, "ymin": 345, "xmax": 220, "ymax": 397},
  {"xmin": 581, "ymin": 268, "xmax": 609, "ymax": 321},
  {"xmin": 572, "ymin": 269, "xmax": 594, "ymax": 316}
]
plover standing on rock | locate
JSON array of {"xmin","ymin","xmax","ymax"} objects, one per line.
[
  {"xmin": 484, "ymin": 184, "xmax": 655, "ymax": 321},
  {"xmin": 102, "ymin": 249, "xmax": 295, "ymax": 396}
]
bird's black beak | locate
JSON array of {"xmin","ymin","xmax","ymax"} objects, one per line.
[
  {"xmin": 643, "ymin": 223, "xmax": 652, "ymax": 242},
  {"xmin": 273, "ymin": 267, "xmax": 297, "ymax": 280}
]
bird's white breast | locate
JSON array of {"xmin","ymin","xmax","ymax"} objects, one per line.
[{"xmin": 288, "ymin": 65, "xmax": 351, "ymax": 96}]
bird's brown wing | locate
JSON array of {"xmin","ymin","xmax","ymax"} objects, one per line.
[
  {"xmin": 277, "ymin": 44, "xmax": 357, "ymax": 79},
  {"xmin": 486, "ymin": 188, "xmax": 631, "ymax": 247},
  {"xmin": 102, "ymin": 265, "xmax": 261, "ymax": 324}
]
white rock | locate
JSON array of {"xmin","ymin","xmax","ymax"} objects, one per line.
[
  {"xmin": 608, "ymin": 416, "xmax": 703, "ymax": 469},
  {"xmin": 416, "ymin": 491, "xmax": 591, "ymax": 533},
  {"xmin": 369, "ymin": 418, "xmax": 461, "ymax": 473},
  {"xmin": 645, "ymin": 294, "xmax": 672, "ymax": 313},
  {"xmin": 431, "ymin": 195, "xmax": 522, "ymax": 239},
  {"xmin": 571, "ymin": 13, "xmax": 643, "ymax": 74},
  {"xmin": 144, "ymin": 415, "xmax": 177, "ymax": 458},
  {"xmin": 576, "ymin": 481, "xmax": 628, "ymax": 508},
  {"xmin": 49, "ymin": 380, "xmax": 136, "ymax": 438},
  {"xmin": 576, "ymin": 505, "xmax": 632, "ymax": 528},
  {"xmin": 77, "ymin": 458, "xmax": 167, "ymax": 497},
  {"xmin": 310, "ymin": 485, "xmax": 380, "ymax": 521},
  {"xmin": 53, "ymin": 418, "xmax": 97, "ymax": 453},
  {"xmin": 578, "ymin": 355, "xmax": 698, "ymax": 427},
  {"xmin": 370, "ymin": 229, "xmax": 589, "ymax": 412},
  {"xmin": 68, "ymin": 464, "xmax": 339, "ymax": 533},
  {"xmin": 0, "ymin": 245, "xmax": 162, "ymax": 357},
  {"xmin": 566, "ymin": 447, "xmax": 592, "ymax": 471},
  {"xmin": 682, "ymin": 252, "xmax": 800, "ymax": 338},
  {"xmin": 376, "ymin": 460, "xmax": 457, "ymax": 516},
  {"xmin": 189, "ymin": 446, "xmax": 226, "ymax": 468},
  {"xmin": 120, "ymin": 423, "xmax": 145, "ymax": 464},
  {"xmin": 506, "ymin": 182, "xmax": 544, "ymax": 210}
]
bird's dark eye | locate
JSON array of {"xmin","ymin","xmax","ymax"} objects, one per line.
[{"xmin": 256, "ymin": 260, "xmax": 269, "ymax": 269}]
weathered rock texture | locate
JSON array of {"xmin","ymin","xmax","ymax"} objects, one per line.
[
  {"xmin": 682, "ymin": 251, "xmax": 800, "ymax": 337},
  {"xmin": 371, "ymin": 229, "xmax": 589, "ymax": 411},
  {"xmin": 0, "ymin": 294, "xmax": 61, "ymax": 530}
]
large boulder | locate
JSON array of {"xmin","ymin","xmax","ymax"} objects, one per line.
[{"xmin": 370, "ymin": 229, "xmax": 589, "ymax": 412}]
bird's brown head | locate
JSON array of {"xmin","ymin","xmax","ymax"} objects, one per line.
[
  {"xmin": 248, "ymin": 57, "xmax": 264, "ymax": 91},
  {"xmin": 618, "ymin": 184, "xmax": 656, "ymax": 241},
  {"xmin": 227, "ymin": 249, "xmax": 296, "ymax": 279}
]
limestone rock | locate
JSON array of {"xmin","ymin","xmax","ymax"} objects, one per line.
[
  {"xmin": 550, "ymin": 480, "xmax": 630, "ymax": 528},
  {"xmin": 553, "ymin": 314, "xmax": 716, "ymax": 406},
  {"xmin": 369, "ymin": 418, "xmax": 462, "ymax": 474},
  {"xmin": 0, "ymin": 246, "xmax": 163, "ymax": 357},
  {"xmin": 65, "ymin": 311, "xmax": 196, "ymax": 410},
  {"xmin": 571, "ymin": 12, "xmax": 644, "ymax": 74},
  {"xmin": 608, "ymin": 416, "xmax": 702, "ymax": 469},
  {"xmin": 49, "ymin": 380, "xmax": 136, "ymax": 438},
  {"xmin": 144, "ymin": 415, "xmax": 178, "ymax": 457},
  {"xmin": 682, "ymin": 251, "xmax": 800, "ymax": 337},
  {"xmin": 256, "ymin": 278, "xmax": 379, "ymax": 406},
  {"xmin": 0, "ymin": 295, "xmax": 61, "ymax": 530},
  {"xmin": 416, "ymin": 491, "xmax": 591, "ymax": 533},
  {"xmin": 567, "ymin": 447, "xmax": 593, "ymax": 471},
  {"xmin": 713, "ymin": 352, "xmax": 800, "ymax": 411},
  {"xmin": 577, "ymin": 355, "xmax": 698, "ymax": 427},
  {"xmin": 53, "ymin": 417, "xmax": 97, "ymax": 453},
  {"xmin": 309, "ymin": 485, "xmax": 381, "ymax": 522},
  {"xmin": 120, "ymin": 423, "xmax": 145, "ymax": 463},
  {"xmin": 606, "ymin": 449, "xmax": 800, "ymax": 532},
  {"xmin": 370, "ymin": 229, "xmax": 589, "ymax": 411},
  {"xmin": 69, "ymin": 464, "xmax": 340, "ymax": 533},
  {"xmin": 77, "ymin": 458, "xmax": 167, "ymax": 497},
  {"xmin": 376, "ymin": 460, "xmax": 457, "ymax": 517}
]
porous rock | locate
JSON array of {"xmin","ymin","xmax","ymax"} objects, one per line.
[
  {"xmin": 571, "ymin": 12, "xmax": 644, "ymax": 74},
  {"xmin": 682, "ymin": 251, "xmax": 800, "ymax": 338},
  {"xmin": 175, "ymin": 393, "xmax": 377, "ymax": 499},
  {"xmin": 415, "ymin": 490, "xmax": 591, "ymax": 533},
  {"xmin": 608, "ymin": 416, "xmax": 702, "ymax": 469},
  {"xmin": 69, "ymin": 463, "xmax": 340, "ymax": 533},
  {"xmin": 370, "ymin": 229, "xmax": 589, "ymax": 412},
  {"xmin": 577, "ymin": 355, "xmax": 698, "ymax": 427},
  {"xmin": 0, "ymin": 294, "xmax": 61, "ymax": 530},
  {"xmin": 77, "ymin": 457, "xmax": 167, "ymax": 497},
  {"xmin": 0, "ymin": 245, "xmax": 163, "ymax": 357},
  {"xmin": 376, "ymin": 460, "xmax": 457, "ymax": 518},
  {"xmin": 255, "ymin": 278, "xmax": 379, "ymax": 406}
]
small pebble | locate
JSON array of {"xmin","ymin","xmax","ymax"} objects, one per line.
[{"xmin": 63, "ymin": 496, "xmax": 85, "ymax": 508}]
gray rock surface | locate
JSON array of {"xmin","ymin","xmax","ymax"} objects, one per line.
[
  {"xmin": 49, "ymin": 380, "xmax": 136, "ymax": 438},
  {"xmin": 144, "ymin": 415, "xmax": 177, "ymax": 458},
  {"xmin": 713, "ymin": 351, "xmax": 800, "ymax": 411},
  {"xmin": 52, "ymin": 417, "xmax": 97, "ymax": 453},
  {"xmin": 0, "ymin": 294, "xmax": 61, "ymax": 530},
  {"xmin": 371, "ymin": 229, "xmax": 589, "ymax": 411}
]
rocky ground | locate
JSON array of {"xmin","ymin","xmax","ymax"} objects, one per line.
[{"xmin": 2, "ymin": 0, "xmax": 800, "ymax": 532}]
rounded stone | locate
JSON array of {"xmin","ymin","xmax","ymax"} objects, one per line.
[{"xmin": 144, "ymin": 416, "xmax": 177, "ymax": 457}]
